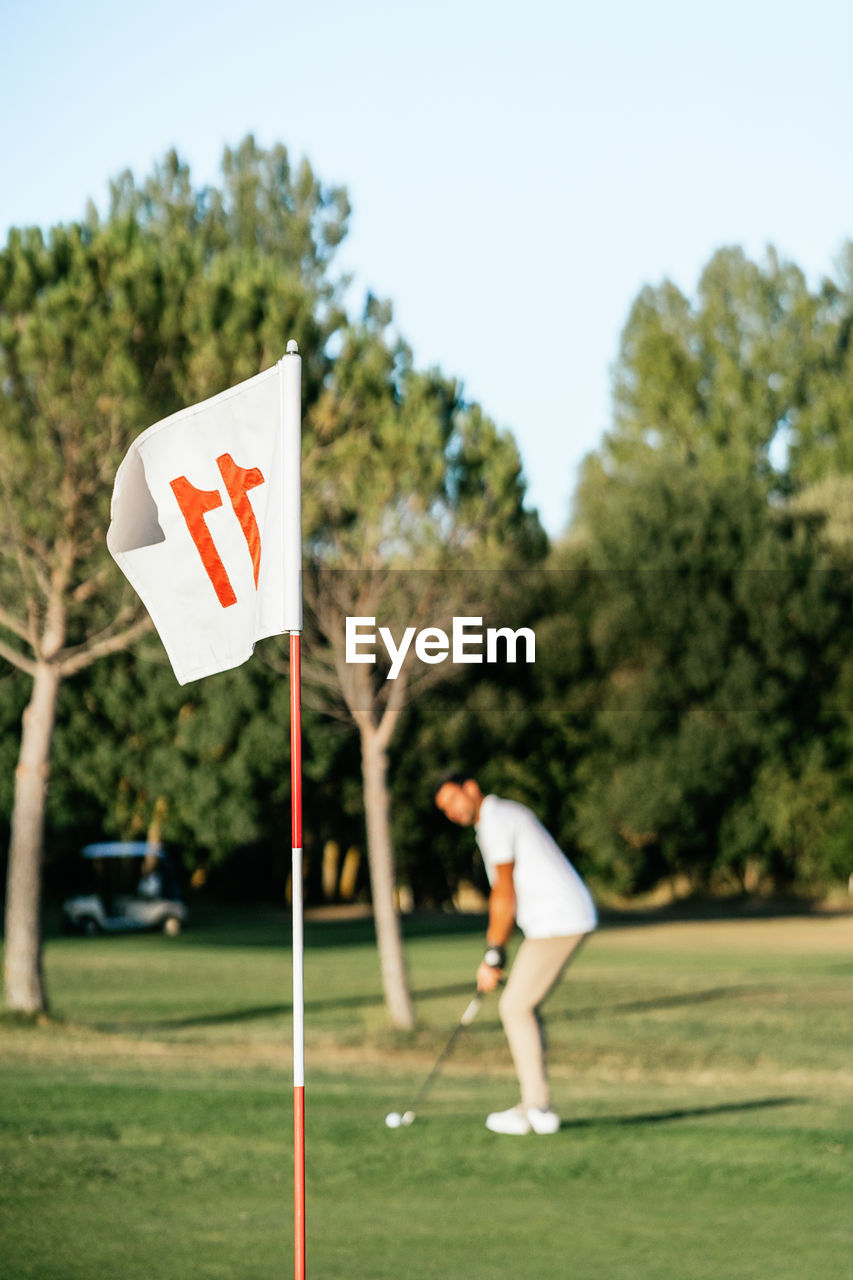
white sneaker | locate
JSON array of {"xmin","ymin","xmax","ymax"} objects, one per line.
[
  {"xmin": 485, "ymin": 1105, "xmax": 561, "ymax": 1135},
  {"xmin": 527, "ymin": 1106, "xmax": 560, "ymax": 1135},
  {"xmin": 486, "ymin": 1106, "xmax": 531, "ymax": 1134}
]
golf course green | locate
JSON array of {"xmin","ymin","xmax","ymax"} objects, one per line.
[{"xmin": 2, "ymin": 905, "xmax": 851, "ymax": 1278}]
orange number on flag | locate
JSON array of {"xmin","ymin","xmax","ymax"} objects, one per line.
[
  {"xmin": 170, "ymin": 459, "xmax": 266, "ymax": 608},
  {"xmin": 217, "ymin": 454, "xmax": 264, "ymax": 588},
  {"xmin": 170, "ymin": 476, "xmax": 238, "ymax": 608}
]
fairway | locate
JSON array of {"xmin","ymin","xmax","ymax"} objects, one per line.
[{"xmin": 2, "ymin": 907, "xmax": 852, "ymax": 1279}]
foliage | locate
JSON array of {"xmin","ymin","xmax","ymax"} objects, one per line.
[
  {"xmin": 565, "ymin": 240, "xmax": 853, "ymax": 896},
  {"xmin": 6, "ymin": 190, "xmax": 853, "ymax": 911},
  {"xmin": 609, "ymin": 246, "xmax": 821, "ymax": 486},
  {"xmin": 46, "ymin": 643, "xmax": 365, "ymax": 902},
  {"xmin": 0, "ymin": 139, "xmax": 345, "ymax": 663}
]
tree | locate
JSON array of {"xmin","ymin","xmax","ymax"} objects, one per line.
[
  {"xmin": 1, "ymin": 138, "xmax": 350, "ymax": 1011},
  {"xmin": 570, "ymin": 458, "xmax": 852, "ymax": 894},
  {"xmin": 608, "ymin": 245, "xmax": 821, "ymax": 485},
  {"xmin": 44, "ymin": 638, "xmax": 364, "ymax": 908},
  {"xmin": 52, "ymin": 653, "xmax": 289, "ymax": 857},
  {"xmin": 785, "ymin": 243, "xmax": 853, "ymax": 485},
  {"xmin": 561, "ymin": 243, "xmax": 853, "ymax": 897},
  {"xmin": 0, "ymin": 218, "xmax": 157, "ymax": 1011},
  {"xmin": 297, "ymin": 300, "xmax": 545, "ymax": 1028}
]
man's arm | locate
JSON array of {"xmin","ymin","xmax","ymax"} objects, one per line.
[{"xmin": 477, "ymin": 862, "xmax": 516, "ymax": 993}]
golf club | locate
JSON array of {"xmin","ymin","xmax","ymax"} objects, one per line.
[{"xmin": 385, "ymin": 992, "xmax": 483, "ymax": 1127}]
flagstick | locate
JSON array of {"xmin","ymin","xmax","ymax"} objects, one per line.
[
  {"xmin": 290, "ymin": 629, "xmax": 306, "ymax": 1279},
  {"xmin": 281, "ymin": 340, "xmax": 305, "ymax": 1279}
]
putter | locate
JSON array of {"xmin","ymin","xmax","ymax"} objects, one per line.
[{"xmin": 385, "ymin": 992, "xmax": 483, "ymax": 1127}]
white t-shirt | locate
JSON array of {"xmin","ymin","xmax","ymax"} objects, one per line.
[{"xmin": 475, "ymin": 795, "xmax": 597, "ymax": 939}]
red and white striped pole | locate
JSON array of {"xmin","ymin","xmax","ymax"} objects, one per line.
[
  {"xmin": 290, "ymin": 630, "xmax": 305, "ymax": 1279},
  {"xmin": 281, "ymin": 342, "xmax": 305, "ymax": 1279}
]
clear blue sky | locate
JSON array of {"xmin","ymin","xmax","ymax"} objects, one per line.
[{"xmin": 3, "ymin": 0, "xmax": 852, "ymax": 535}]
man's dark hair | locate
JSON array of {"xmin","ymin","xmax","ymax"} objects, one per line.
[{"xmin": 433, "ymin": 770, "xmax": 475, "ymax": 796}]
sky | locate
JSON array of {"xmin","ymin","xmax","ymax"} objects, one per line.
[{"xmin": 2, "ymin": 0, "xmax": 853, "ymax": 536}]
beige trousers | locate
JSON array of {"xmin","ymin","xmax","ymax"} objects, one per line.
[{"xmin": 498, "ymin": 934, "xmax": 587, "ymax": 1111}]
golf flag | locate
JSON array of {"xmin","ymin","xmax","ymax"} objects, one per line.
[{"xmin": 107, "ymin": 347, "xmax": 302, "ymax": 683}]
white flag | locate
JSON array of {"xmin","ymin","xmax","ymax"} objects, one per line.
[{"xmin": 107, "ymin": 350, "xmax": 302, "ymax": 685}]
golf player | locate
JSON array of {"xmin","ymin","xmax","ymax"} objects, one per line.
[{"xmin": 435, "ymin": 775, "xmax": 597, "ymax": 1135}]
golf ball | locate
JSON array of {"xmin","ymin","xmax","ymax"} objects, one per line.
[{"xmin": 385, "ymin": 1112, "xmax": 402, "ymax": 1128}]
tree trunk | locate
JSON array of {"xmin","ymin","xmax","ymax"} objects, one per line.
[
  {"xmin": 360, "ymin": 726, "xmax": 415, "ymax": 1031},
  {"xmin": 3, "ymin": 662, "xmax": 62, "ymax": 1013}
]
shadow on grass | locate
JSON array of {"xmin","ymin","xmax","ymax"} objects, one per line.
[
  {"xmin": 556, "ymin": 983, "xmax": 781, "ymax": 1023},
  {"xmin": 82, "ymin": 981, "xmax": 779, "ymax": 1035},
  {"xmin": 560, "ymin": 1096, "xmax": 802, "ymax": 1130},
  {"xmin": 86, "ymin": 980, "xmax": 479, "ymax": 1032}
]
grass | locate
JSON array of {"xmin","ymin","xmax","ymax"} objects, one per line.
[{"xmin": 1, "ymin": 904, "xmax": 852, "ymax": 1278}]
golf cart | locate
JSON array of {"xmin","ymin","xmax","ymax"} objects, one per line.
[{"xmin": 61, "ymin": 842, "xmax": 188, "ymax": 936}]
